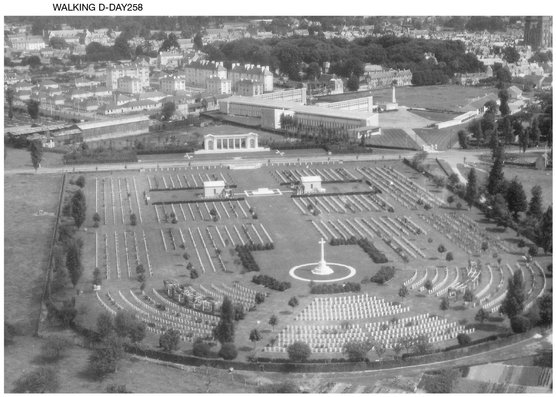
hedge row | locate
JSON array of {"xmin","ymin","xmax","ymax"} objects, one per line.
[
  {"xmin": 252, "ymin": 274, "xmax": 291, "ymax": 291},
  {"xmin": 236, "ymin": 242, "xmax": 274, "ymax": 251},
  {"xmin": 370, "ymin": 265, "xmax": 396, "ymax": 285},
  {"xmin": 235, "ymin": 246, "xmax": 260, "ymax": 272},
  {"xmin": 310, "ymin": 282, "xmax": 361, "ymax": 294},
  {"xmin": 330, "ymin": 237, "xmax": 358, "ymax": 246},
  {"xmin": 357, "ymin": 239, "xmax": 389, "ymax": 263}
]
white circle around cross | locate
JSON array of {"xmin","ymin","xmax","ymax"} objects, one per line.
[{"xmin": 289, "ymin": 263, "xmax": 357, "ymax": 283}]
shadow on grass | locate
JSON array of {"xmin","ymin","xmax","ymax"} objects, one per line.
[
  {"xmin": 279, "ymin": 311, "xmax": 292, "ymax": 315},
  {"xmin": 238, "ymin": 346, "xmax": 253, "ymax": 352},
  {"xmin": 416, "ymin": 293, "xmax": 426, "ymax": 298},
  {"xmin": 452, "ymin": 305, "xmax": 467, "ymax": 311},
  {"xmin": 486, "ymin": 227, "xmax": 506, "ymax": 234}
]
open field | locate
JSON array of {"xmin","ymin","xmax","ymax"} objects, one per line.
[
  {"xmin": 4, "ymin": 173, "xmax": 63, "ymax": 334},
  {"xmin": 4, "ymin": 336, "xmax": 255, "ymax": 393},
  {"xmin": 372, "ymin": 85, "xmax": 498, "ymax": 112},
  {"xmin": 4, "ymin": 147, "xmax": 65, "ymax": 170},
  {"xmin": 62, "ymin": 159, "xmax": 551, "ymax": 363}
]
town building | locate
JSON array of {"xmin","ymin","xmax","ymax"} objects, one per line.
[
  {"xmin": 181, "ymin": 60, "xmax": 227, "ymax": 87},
  {"xmin": 7, "ymin": 35, "xmax": 46, "ymax": 51},
  {"xmin": 206, "ymin": 76, "xmax": 232, "ymax": 95},
  {"xmin": 106, "ymin": 60, "xmax": 150, "ymax": 90},
  {"xmin": 236, "ymin": 79, "xmax": 264, "ymax": 96},
  {"xmin": 363, "ymin": 66, "xmax": 413, "ymax": 88},
  {"xmin": 157, "ymin": 51, "xmax": 184, "ymax": 68},
  {"xmin": 229, "ymin": 63, "xmax": 273, "ymax": 92},
  {"xmin": 117, "ymin": 76, "xmax": 143, "ymax": 94},
  {"xmin": 160, "ymin": 76, "xmax": 187, "ymax": 94}
]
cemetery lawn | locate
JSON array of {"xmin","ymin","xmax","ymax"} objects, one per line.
[
  {"xmin": 4, "ymin": 147, "xmax": 64, "ymax": 170},
  {"xmin": 4, "ymin": 173, "xmax": 63, "ymax": 334}
]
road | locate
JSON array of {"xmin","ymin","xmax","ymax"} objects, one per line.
[{"xmin": 4, "ymin": 147, "xmax": 516, "ymax": 177}]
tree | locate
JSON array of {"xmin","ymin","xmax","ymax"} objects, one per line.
[
  {"xmin": 487, "ymin": 156, "xmax": 505, "ymax": 196},
  {"xmin": 346, "ymin": 74, "xmax": 360, "ymax": 92},
  {"xmin": 160, "ymin": 33, "xmax": 180, "ymax": 52},
  {"xmin": 342, "ymin": 340, "xmax": 371, "ymax": 361},
  {"xmin": 500, "ymin": 270, "xmax": 526, "ymax": 318},
  {"xmin": 510, "ymin": 315, "xmax": 530, "ymax": 333},
  {"xmin": 491, "ymin": 193, "xmax": 511, "ymax": 225},
  {"xmin": 161, "ymin": 101, "xmax": 176, "ymax": 121},
  {"xmin": 505, "ymin": 178, "xmax": 528, "ymax": 220},
  {"xmin": 127, "ymin": 321, "xmax": 146, "ymax": 344},
  {"xmin": 475, "ymin": 308, "xmax": 489, "ymax": 323},
  {"xmin": 41, "ymin": 336, "xmax": 70, "ymax": 362},
  {"xmin": 97, "ymin": 312, "xmax": 114, "ymax": 339},
  {"xmin": 372, "ymin": 340, "xmax": 386, "ymax": 360},
  {"xmin": 457, "ymin": 333, "xmax": 471, "ymax": 346},
  {"xmin": 468, "ymin": 119, "xmax": 484, "ymax": 142},
  {"xmin": 288, "ymin": 296, "xmax": 299, "ymax": 308},
  {"xmin": 498, "ymin": 89, "xmax": 511, "ymax": 116},
  {"xmin": 12, "ymin": 367, "xmax": 59, "ymax": 393},
  {"xmin": 537, "ymin": 206, "xmax": 552, "ymax": 253},
  {"xmin": 440, "ymin": 296, "xmax": 450, "ymax": 310},
  {"xmin": 29, "ymin": 140, "xmax": 43, "ymax": 171},
  {"xmin": 457, "ymin": 130, "xmax": 469, "ymax": 149},
  {"xmin": 500, "ymin": 116, "xmax": 513, "ymax": 144},
  {"xmin": 93, "ymin": 212, "xmax": 101, "ymax": 226},
  {"xmin": 65, "ymin": 239, "xmax": 83, "ymax": 287},
  {"xmin": 71, "ymin": 189, "xmax": 87, "ymax": 229},
  {"xmin": 287, "ymin": 341, "xmax": 311, "ymax": 362},
  {"xmin": 502, "ymin": 46, "xmax": 520, "ymax": 64},
  {"xmin": 75, "ymin": 175, "xmax": 86, "ymax": 188},
  {"xmin": 463, "ymin": 289, "xmax": 474, "ymax": 303},
  {"xmin": 411, "ymin": 334, "xmax": 432, "ymax": 355},
  {"xmin": 537, "ymin": 293, "xmax": 552, "ymax": 326},
  {"xmin": 93, "ymin": 267, "xmax": 102, "ymax": 286},
  {"xmin": 6, "ymin": 87, "xmax": 14, "ymax": 119},
  {"xmin": 130, "ymin": 213, "xmax": 137, "ymax": 226},
  {"xmin": 269, "ymin": 314, "xmax": 278, "ymax": 331},
  {"xmin": 530, "ymin": 117, "xmax": 540, "ymax": 147},
  {"xmin": 249, "ymin": 328, "xmax": 262, "ymax": 348},
  {"xmin": 213, "ymin": 296, "xmax": 235, "ymax": 343},
  {"xmin": 306, "ymin": 62, "xmax": 321, "ymax": 80},
  {"xmin": 519, "ymin": 127, "xmax": 530, "ymax": 152},
  {"xmin": 159, "ymin": 329, "xmax": 180, "ymax": 352},
  {"xmin": 399, "ymin": 335, "xmax": 414, "ymax": 354},
  {"xmin": 526, "ymin": 185, "xmax": 544, "ymax": 220},
  {"xmin": 88, "ymin": 336, "xmax": 124, "ymax": 378},
  {"xmin": 113, "ymin": 311, "xmax": 143, "ymax": 342},
  {"xmin": 193, "ymin": 32, "xmax": 203, "ymax": 50},
  {"xmin": 106, "ymin": 384, "xmax": 129, "ymax": 393},
  {"xmin": 27, "ymin": 99, "xmax": 40, "ymax": 120},
  {"xmin": 465, "ymin": 168, "xmax": 478, "ymax": 208},
  {"xmin": 218, "ymin": 342, "xmax": 238, "ymax": 360},
  {"xmin": 49, "ymin": 36, "xmax": 68, "ymax": 49},
  {"xmin": 398, "ymin": 285, "xmax": 409, "ymax": 301}
]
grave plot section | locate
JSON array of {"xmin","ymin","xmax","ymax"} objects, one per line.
[
  {"xmin": 264, "ymin": 294, "xmax": 474, "ymax": 354},
  {"xmin": 145, "ymin": 169, "xmax": 236, "ymax": 191},
  {"xmin": 95, "ymin": 288, "xmax": 218, "ymax": 342},
  {"xmin": 272, "ymin": 167, "xmax": 361, "ymax": 185},
  {"xmin": 358, "ymin": 166, "xmax": 445, "ymax": 210},
  {"xmin": 96, "ymin": 176, "xmax": 144, "ymax": 225},
  {"xmin": 97, "ymin": 230, "xmax": 153, "ymax": 280},
  {"xmin": 293, "ymin": 191, "xmax": 387, "ymax": 215},
  {"xmin": 152, "ymin": 198, "xmax": 253, "ymax": 223},
  {"xmin": 417, "ymin": 212, "xmax": 512, "ymax": 256}
]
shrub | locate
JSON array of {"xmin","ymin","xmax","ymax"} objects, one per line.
[
  {"xmin": 75, "ymin": 175, "xmax": 86, "ymax": 188},
  {"xmin": 438, "ymin": 244, "xmax": 446, "ymax": 253},
  {"xmin": 159, "ymin": 329, "xmax": 180, "ymax": 352},
  {"xmin": 40, "ymin": 336, "xmax": 70, "ymax": 362},
  {"xmin": 424, "ymin": 279, "xmax": 433, "ymax": 291},
  {"xmin": 12, "ymin": 367, "xmax": 59, "ymax": 393},
  {"xmin": 130, "ymin": 213, "xmax": 137, "ymax": 226},
  {"xmin": 252, "ymin": 274, "xmax": 291, "ymax": 291},
  {"xmin": 257, "ymin": 382, "xmax": 300, "ymax": 393},
  {"xmin": 357, "ymin": 238, "xmax": 388, "ymax": 263},
  {"xmin": 255, "ymin": 292, "xmax": 265, "ymax": 304},
  {"xmin": 457, "ymin": 333, "xmax": 471, "ymax": 346},
  {"xmin": 446, "ymin": 252, "xmax": 454, "ymax": 261},
  {"xmin": 190, "ymin": 269, "xmax": 199, "ymax": 279},
  {"xmin": 288, "ymin": 297, "xmax": 299, "ymax": 308},
  {"xmin": 370, "ymin": 266, "xmax": 396, "ymax": 285},
  {"xmin": 528, "ymin": 245, "xmax": 539, "ymax": 256},
  {"xmin": 510, "ymin": 315, "xmax": 530, "ymax": 333},
  {"xmin": 192, "ymin": 340, "xmax": 213, "ymax": 357},
  {"xmin": 310, "ymin": 282, "xmax": 361, "ymax": 294},
  {"xmin": 235, "ymin": 246, "xmax": 260, "ymax": 272},
  {"xmin": 517, "ymin": 239, "xmax": 526, "ymax": 248},
  {"xmin": 106, "ymin": 384, "xmax": 129, "ymax": 393},
  {"xmin": 218, "ymin": 342, "xmax": 238, "ymax": 360},
  {"xmin": 440, "ymin": 297, "xmax": 450, "ymax": 310},
  {"xmin": 287, "ymin": 341, "xmax": 311, "ymax": 362}
]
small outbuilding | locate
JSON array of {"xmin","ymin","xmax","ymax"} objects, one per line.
[
  {"xmin": 204, "ymin": 180, "xmax": 226, "ymax": 198},
  {"xmin": 300, "ymin": 175, "xmax": 323, "ymax": 194}
]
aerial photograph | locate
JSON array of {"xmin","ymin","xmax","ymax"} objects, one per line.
[{"xmin": 3, "ymin": 14, "xmax": 553, "ymax": 393}]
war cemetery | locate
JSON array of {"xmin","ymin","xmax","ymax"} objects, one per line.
[{"xmin": 49, "ymin": 147, "xmax": 548, "ymax": 368}]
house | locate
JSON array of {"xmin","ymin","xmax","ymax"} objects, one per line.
[
  {"xmin": 204, "ymin": 180, "xmax": 226, "ymax": 198},
  {"xmin": 300, "ymin": 175, "xmax": 324, "ymax": 194}
]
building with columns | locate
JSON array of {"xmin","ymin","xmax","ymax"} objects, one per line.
[{"xmin": 197, "ymin": 132, "xmax": 269, "ymax": 154}]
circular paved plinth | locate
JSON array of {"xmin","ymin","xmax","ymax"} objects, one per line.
[{"xmin": 289, "ymin": 263, "xmax": 356, "ymax": 283}]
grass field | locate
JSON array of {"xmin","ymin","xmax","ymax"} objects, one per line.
[
  {"xmin": 408, "ymin": 109, "xmax": 462, "ymax": 122},
  {"xmin": 4, "ymin": 173, "xmax": 63, "ymax": 335},
  {"xmin": 372, "ymin": 85, "xmax": 498, "ymax": 112},
  {"xmin": 4, "ymin": 147, "xmax": 65, "ymax": 170}
]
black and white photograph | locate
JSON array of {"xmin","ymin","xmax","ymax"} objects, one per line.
[{"xmin": 3, "ymin": 8, "xmax": 553, "ymax": 393}]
